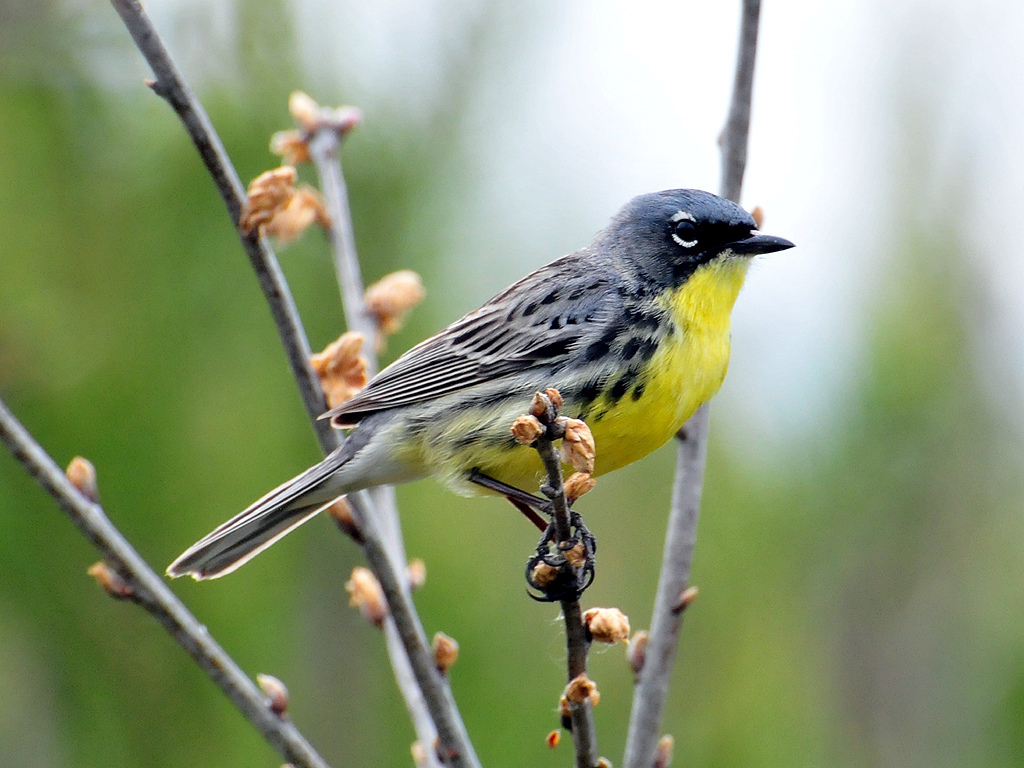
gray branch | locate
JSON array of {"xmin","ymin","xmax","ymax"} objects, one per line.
[
  {"xmin": 109, "ymin": 0, "xmax": 338, "ymax": 454},
  {"xmin": 0, "ymin": 400, "xmax": 332, "ymax": 768},
  {"xmin": 533, "ymin": 409, "xmax": 599, "ymax": 768},
  {"xmin": 107, "ymin": 1, "xmax": 470, "ymax": 763},
  {"xmin": 623, "ymin": 2, "xmax": 763, "ymax": 766},
  {"xmin": 307, "ymin": 124, "xmax": 478, "ymax": 768}
]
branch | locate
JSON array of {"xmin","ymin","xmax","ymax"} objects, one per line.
[
  {"xmin": 525, "ymin": 393, "xmax": 599, "ymax": 768},
  {"xmin": 106, "ymin": 3, "xmax": 470, "ymax": 762},
  {"xmin": 0, "ymin": 400, "xmax": 332, "ymax": 768},
  {"xmin": 301, "ymin": 105, "xmax": 479, "ymax": 767},
  {"xmin": 108, "ymin": 0, "xmax": 338, "ymax": 454},
  {"xmin": 623, "ymin": 2, "xmax": 763, "ymax": 766}
]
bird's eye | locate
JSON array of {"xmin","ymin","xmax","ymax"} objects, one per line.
[{"xmin": 671, "ymin": 219, "xmax": 698, "ymax": 248}]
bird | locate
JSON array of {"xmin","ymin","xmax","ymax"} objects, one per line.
[{"xmin": 168, "ymin": 188, "xmax": 794, "ymax": 579}]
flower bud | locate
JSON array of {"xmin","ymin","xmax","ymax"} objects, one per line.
[
  {"xmin": 583, "ymin": 607, "xmax": 630, "ymax": 644},
  {"xmin": 310, "ymin": 332, "xmax": 368, "ymax": 409},
  {"xmin": 256, "ymin": 673, "xmax": 289, "ymax": 717},
  {"xmin": 66, "ymin": 456, "xmax": 98, "ymax": 503},
  {"xmin": 561, "ymin": 418, "xmax": 595, "ymax": 474},
  {"xmin": 564, "ymin": 673, "xmax": 600, "ymax": 707},
  {"xmin": 407, "ymin": 558, "xmax": 427, "ymax": 591},
  {"xmin": 627, "ymin": 630, "xmax": 649, "ymax": 677},
  {"xmin": 364, "ymin": 270, "xmax": 425, "ymax": 341},
  {"xmin": 345, "ymin": 566, "xmax": 387, "ymax": 627},
  {"xmin": 511, "ymin": 414, "xmax": 545, "ymax": 446},
  {"xmin": 655, "ymin": 734, "xmax": 675, "ymax": 768},
  {"xmin": 432, "ymin": 632, "xmax": 459, "ymax": 674},
  {"xmin": 87, "ymin": 562, "xmax": 133, "ymax": 599},
  {"xmin": 563, "ymin": 472, "xmax": 596, "ymax": 501}
]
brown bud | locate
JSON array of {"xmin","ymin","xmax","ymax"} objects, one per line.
[
  {"xmin": 583, "ymin": 607, "xmax": 630, "ymax": 644},
  {"xmin": 326, "ymin": 497, "xmax": 361, "ymax": 541},
  {"xmin": 750, "ymin": 205, "xmax": 765, "ymax": 230},
  {"xmin": 269, "ymin": 129, "xmax": 310, "ymax": 165},
  {"xmin": 563, "ymin": 472, "xmax": 596, "ymax": 501},
  {"xmin": 655, "ymin": 734, "xmax": 675, "ymax": 768},
  {"xmin": 561, "ymin": 418, "xmax": 595, "ymax": 474},
  {"xmin": 627, "ymin": 630, "xmax": 649, "ymax": 677},
  {"xmin": 432, "ymin": 632, "xmax": 459, "ymax": 674},
  {"xmin": 564, "ymin": 673, "xmax": 600, "ymax": 707},
  {"xmin": 263, "ymin": 186, "xmax": 328, "ymax": 244},
  {"xmin": 87, "ymin": 562, "xmax": 134, "ymax": 599},
  {"xmin": 364, "ymin": 270, "xmax": 425, "ymax": 341},
  {"xmin": 288, "ymin": 91, "xmax": 320, "ymax": 131},
  {"xmin": 529, "ymin": 391, "xmax": 550, "ymax": 420},
  {"xmin": 324, "ymin": 105, "xmax": 363, "ymax": 137},
  {"xmin": 401, "ymin": 559, "xmax": 426, "ymax": 592},
  {"xmin": 672, "ymin": 586, "xmax": 699, "ymax": 614},
  {"xmin": 345, "ymin": 566, "xmax": 388, "ymax": 627},
  {"xmin": 410, "ymin": 741, "xmax": 429, "ymax": 768},
  {"xmin": 310, "ymin": 332, "xmax": 369, "ymax": 409},
  {"xmin": 546, "ymin": 730, "xmax": 561, "ymax": 749},
  {"xmin": 545, "ymin": 388, "xmax": 563, "ymax": 409},
  {"xmin": 529, "ymin": 561, "xmax": 560, "ymax": 589},
  {"xmin": 596, "ymin": 759, "xmax": 613, "ymax": 768},
  {"xmin": 511, "ymin": 414, "xmax": 545, "ymax": 446},
  {"xmin": 558, "ymin": 694, "xmax": 571, "ymax": 720},
  {"xmin": 66, "ymin": 456, "xmax": 98, "ymax": 503},
  {"xmin": 240, "ymin": 166, "xmax": 298, "ymax": 235},
  {"xmin": 256, "ymin": 673, "xmax": 289, "ymax": 717},
  {"xmin": 564, "ymin": 541, "xmax": 588, "ymax": 570}
]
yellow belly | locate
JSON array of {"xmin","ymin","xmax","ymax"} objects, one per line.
[
  {"xmin": 589, "ymin": 257, "xmax": 749, "ymax": 474},
  {"xmin": 454, "ymin": 256, "xmax": 751, "ymax": 492}
]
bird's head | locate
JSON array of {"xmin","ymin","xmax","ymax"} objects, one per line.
[{"xmin": 599, "ymin": 189, "xmax": 794, "ymax": 288}]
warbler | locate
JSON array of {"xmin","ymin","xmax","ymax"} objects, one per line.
[{"xmin": 169, "ymin": 189, "xmax": 793, "ymax": 579}]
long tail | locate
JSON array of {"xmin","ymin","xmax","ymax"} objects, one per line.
[{"xmin": 167, "ymin": 444, "xmax": 355, "ymax": 580}]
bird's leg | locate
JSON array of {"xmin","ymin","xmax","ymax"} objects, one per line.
[
  {"xmin": 468, "ymin": 469, "xmax": 550, "ymax": 532},
  {"xmin": 524, "ymin": 508, "xmax": 596, "ymax": 602}
]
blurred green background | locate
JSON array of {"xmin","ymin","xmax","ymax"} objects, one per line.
[{"xmin": 2, "ymin": 1, "xmax": 1023, "ymax": 767}]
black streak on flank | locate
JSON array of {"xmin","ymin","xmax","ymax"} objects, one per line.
[
  {"xmin": 583, "ymin": 325, "xmax": 622, "ymax": 363},
  {"xmin": 609, "ymin": 368, "xmax": 639, "ymax": 402},
  {"xmin": 631, "ymin": 382, "xmax": 646, "ymax": 401},
  {"xmin": 578, "ymin": 377, "xmax": 603, "ymax": 404}
]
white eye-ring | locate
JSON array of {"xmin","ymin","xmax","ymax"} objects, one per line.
[{"xmin": 671, "ymin": 211, "xmax": 698, "ymax": 248}]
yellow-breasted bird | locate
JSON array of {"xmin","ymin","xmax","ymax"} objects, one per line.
[{"xmin": 169, "ymin": 189, "xmax": 794, "ymax": 579}]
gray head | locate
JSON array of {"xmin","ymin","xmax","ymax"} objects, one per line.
[{"xmin": 596, "ymin": 189, "xmax": 794, "ymax": 287}]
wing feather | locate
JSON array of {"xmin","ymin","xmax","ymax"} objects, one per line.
[{"xmin": 324, "ymin": 251, "xmax": 618, "ymax": 423}]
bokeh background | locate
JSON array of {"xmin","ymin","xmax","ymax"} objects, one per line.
[{"xmin": 2, "ymin": 0, "xmax": 1023, "ymax": 766}]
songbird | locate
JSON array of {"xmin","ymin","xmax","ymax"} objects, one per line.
[{"xmin": 169, "ymin": 189, "xmax": 793, "ymax": 579}]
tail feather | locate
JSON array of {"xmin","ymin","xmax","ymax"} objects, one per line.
[{"xmin": 168, "ymin": 445, "xmax": 353, "ymax": 580}]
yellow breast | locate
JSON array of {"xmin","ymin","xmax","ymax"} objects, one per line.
[{"xmin": 589, "ymin": 256, "xmax": 751, "ymax": 474}]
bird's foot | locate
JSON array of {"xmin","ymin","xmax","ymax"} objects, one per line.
[{"xmin": 525, "ymin": 510, "xmax": 596, "ymax": 602}]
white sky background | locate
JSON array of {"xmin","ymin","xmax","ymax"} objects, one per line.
[{"xmin": 150, "ymin": 0, "xmax": 1024, "ymax": 454}]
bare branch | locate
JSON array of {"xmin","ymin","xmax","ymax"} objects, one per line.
[
  {"xmin": 307, "ymin": 128, "xmax": 380, "ymax": 377},
  {"xmin": 528, "ymin": 392, "xmax": 599, "ymax": 768},
  {"xmin": 304, "ymin": 107, "xmax": 479, "ymax": 767},
  {"xmin": 0, "ymin": 400, "xmax": 332, "ymax": 768},
  {"xmin": 108, "ymin": 0, "xmax": 338, "ymax": 453},
  {"xmin": 624, "ymin": 1, "xmax": 763, "ymax": 766},
  {"xmin": 107, "ymin": 1, "xmax": 472, "ymax": 762}
]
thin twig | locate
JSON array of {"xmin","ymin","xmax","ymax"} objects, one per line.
[
  {"xmin": 108, "ymin": 0, "xmax": 338, "ymax": 453},
  {"xmin": 0, "ymin": 400, "xmax": 332, "ymax": 768},
  {"xmin": 532, "ymin": 405, "xmax": 599, "ymax": 768},
  {"xmin": 623, "ymin": 2, "xmax": 763, "ymax": 766},
  {"xmin": 351, "ymin": 495, "xmax": 480, "ymax": 768},
  {"xmin": 307, "ymin": 130, "xmax": 379, "ymax": 377},
  {"xmin": 306, "ymin": 121, "xmax": 478, "ymax": 767}
]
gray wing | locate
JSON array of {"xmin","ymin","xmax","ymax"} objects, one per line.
[{"xmin": 324, "ymin": 250, "xmax": 620, "ymax": 424}]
